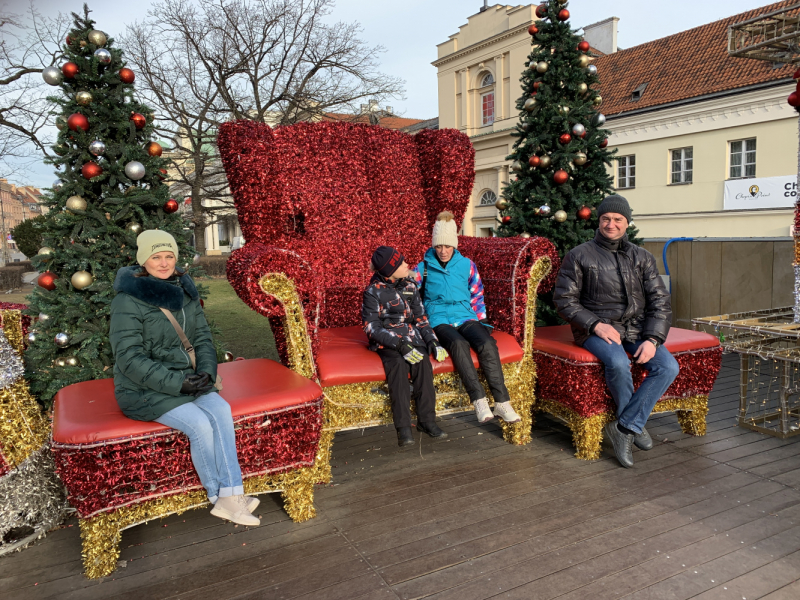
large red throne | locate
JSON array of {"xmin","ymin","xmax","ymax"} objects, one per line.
[{"xmin": 218, "ymin": 120, "xmax": 559, "ymax": 469}]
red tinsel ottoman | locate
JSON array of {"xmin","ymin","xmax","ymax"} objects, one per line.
[
  {"xmin": 532, "ymin": 325, "xmax": 722, "ymax": 459},
  {"xmin": 51, "ymin": 358, "xmax": 328, "ymax": 579}
]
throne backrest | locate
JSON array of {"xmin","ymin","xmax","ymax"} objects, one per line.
[{"xmin": 218, "ymin": 120, "xmax": 475, "ymax": 328}]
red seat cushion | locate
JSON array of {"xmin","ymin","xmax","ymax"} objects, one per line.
[
  {"xmin": 52, "ymin": 358, "xmax": 323, "ymax": 445},
  {"xmin": 315, "ymin": 325, "xmax": 524, "ymax": 388},
  {"xmin": 533, "ymin": 325, "xmax": 720, "ymax": 362}
]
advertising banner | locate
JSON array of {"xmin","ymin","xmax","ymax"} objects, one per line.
[{"xmin": 723, "ymin": 175, "xmax": 797, "ymax": 210}]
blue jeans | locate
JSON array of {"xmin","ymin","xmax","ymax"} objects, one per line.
[
  {"xmin": 583, "ymin": 336, "xmax": 680, "ymax": 434},
  {"xmin": 155, "ymin": 392, "xmax": 244, "ymax": 504}
]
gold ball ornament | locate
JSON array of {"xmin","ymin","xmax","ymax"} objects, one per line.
[
  {"xmin": 80, "ymin": 40, "xmax": 87, "ymax": 48},
  {"xmin": 578, "ymin": 83, "xmax": 588, "ymax": 94},
  {"xmin": 127, "ymin": 221, "xmax": 142, "ymax": 234},
  {"xmin": 66, "ymin": 357, "xmax": 79, "ymax": 367},
  {"xmin": 55, "ymin": 358, "xmax": 67, "ymax": 367},
  {"xmin": 87, "ymin": 30, "xmax": 107, "ymax": 46},
  {"xmin": 519, "ymin": 232, "xmax": 532, "ymax": 239},
  {"xmin": 558, "ymin": 105, "xmax": 570, "ymax": 115},
  {"xmin": 65, "ymin": 195, "xmax": 87, "ymax": 212},
  {"xmin": 536, "ymin": 61, "xmax": 549, "ymax": 73},
  {"xmin": 539, "ymin": 155, "xmax": 552, "ymax": 168},
  {"xmin": 495, "ymin": 198, "xmax": 509, "ymax": 210},
  {"xmin": 573, "ymin": 152, "xmax": 588, "ymax": 166},
  {"xmin": 510, "ymin": 160, "xmax": 523, "ymax": 172},
  {"xmin": 523, "ymin": 97, "xmax": 537, "ymax": 112},
  {"xmin": 76, "ymin": 91, "xmax": 93, "ymax": 106},
  {"xmin": 71, "ymin": 270, "xmax": 93, "ymax": 290},
  {"xmin": 223, "ymin": 351, "xmax": 235, "ymax": 362},
  {"xmin": 38, "ymin": 246, "xmax": 54, "ymax": 256},
  {"xmin": 554, "ymin": 210, "xmax": 568, "ymax": 223},
  {"xmin": 593, "ymin": 95, "xmax": 603, "ymax": 106},
  {"xmin": 55, "ymin": 116, "xmax": 67, "ymax": 131},
  {"xmin": 577, "ymin": 55, "xmax": 591, "ymax": 68}
]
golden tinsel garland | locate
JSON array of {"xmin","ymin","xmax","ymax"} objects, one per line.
[{"xmin": 535, "ymin": 394, "xmax": 711, "ymax": 460}]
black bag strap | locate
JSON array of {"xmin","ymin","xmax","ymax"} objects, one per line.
[{"xmin": 419, "ymin": 260, "xmax": 428, "ymax": 301}]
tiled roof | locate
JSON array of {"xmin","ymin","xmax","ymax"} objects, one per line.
[
  {"xmin": 594, "ymin": 1, "xmax": 796, "ymax": 118},
  {"xmin": 401, "ymin": 117, "xmax": 439, "ymax": 134},
  {"xmin": 321, "ymin": 113, "xmax": 426, "ymax": 130}
]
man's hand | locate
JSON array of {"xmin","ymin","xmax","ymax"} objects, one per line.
[
  {"xmin": 594, "ymin": 322, "xmax": 621, "ymax": 345},
  {"xmin": 633, "ymin": 340, "xmax": 657, "ymax": 364}
]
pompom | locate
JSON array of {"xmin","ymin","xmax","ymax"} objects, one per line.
[{"xmin": 436, "ymin": 210, "xmax": 455, "ymax": 222}]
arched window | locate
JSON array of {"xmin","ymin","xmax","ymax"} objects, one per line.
[
  {"xmin": 479, "ymin": 190, "xmax": 497, "ymax": 206},
  {"xmin": 480, "ymin": 72, "xmax": 496, "ymax": 126},
  {"xmin": 480, "ymin": 72, "xmax": 494, "ymax": 87}
]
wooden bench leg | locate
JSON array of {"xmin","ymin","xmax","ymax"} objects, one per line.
[{"xmin": 79, "ymin": 512, "xmax": 123, "ymax": 579}]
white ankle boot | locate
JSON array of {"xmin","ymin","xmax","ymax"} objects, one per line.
[{"xmin": 211, "ymin": 495, "xmax": 260, "ymax": 526}]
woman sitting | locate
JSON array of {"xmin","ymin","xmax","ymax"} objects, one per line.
[{"xmin": 109, "ymin": 230, "xmax": 259, "ymax": 526}]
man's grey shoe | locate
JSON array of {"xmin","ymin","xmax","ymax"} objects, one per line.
[
  {"xmin": 633, "ymin": 426, "xmax": 653, "ymax": 451},
  {"xmin": 603, "ymin": 421, "xmax": 634, "ymax": 468}
]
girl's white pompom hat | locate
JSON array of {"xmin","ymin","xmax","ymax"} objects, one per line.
[{"xmin": 432, "ymin": 211, "xmax": 458, "ymax": 248}]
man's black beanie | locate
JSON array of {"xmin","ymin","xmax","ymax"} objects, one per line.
[
  {"xmin": 597, "ymin": 194, "xmax": 633, "ymax": 224},
  {"xmin": 371, "ymin": 246, "xmax": 404, "ymax": 278}
]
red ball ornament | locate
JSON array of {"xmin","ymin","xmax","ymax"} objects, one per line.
[
  {"xmin": 528, "ymin": 24, "xmax": 539, "ymax": 36},
  {"xmin": 578, "ymin": 41, "xmax": 591, "ymax": 53},
  {"xmin": 81, "ymin": 162, "xmax": 102, "ymax": 179},
  {"xmin": 599, "ymin": 138, "xmax": 609, "ymax": 149},
  {"xmin": 553, "ymin": 169, "xmax": 569, "ymax": 184},
  {"xmin": 146, "ymin": 141, "xmax": 163, "ymax": 156},
  {"xmin": 528, "ymin": 155, "xmax": 541, "ymax": 167},
  {"xmin": 577, "ymin": 206, "xmax": 592, "ymax": 220},
  {"xmin": 37, "ymin": 272, "xmax": 58, "ymax": 291},
  {"xmin": 580, "ymin": 130, "xmax": 587, "ymax": 139},
  {"xmin": 130, "ymin": 112, "xmax": 146, "ymax": 129},
  {"xmin": 119, "ymin": 68, "xmax": 135, "ymax": 84},
  {"xmin": 533, "ymin": 81, "xmax": 541, "ymax": 91},
  {"xmin": 559, "ymin": 133, "xmax": 572, "ymax": 144},
  {"xmin": 535, "ymin": 4, "xmax": 548, "ymax": 18},
  {"xmin": 558, "ymin": 9, "xmax": 570, "ymax": 21},
  {"xmin": 164, "ymin": 199, "xmax": 179, "ymax": 213},
  {"xmin": 67, "ymin": 113, "xmax": 89, "ymax": 132},
  {"xmin": 789, "ymin": 92, "xmax": 800, "ymax": 107},
  {"xmin": 62, "ymin": 61, "xmax": 79, "ymax": 79},
  {"xmin": 501, "ymin": 216, "xmax": 512, "ymax": 224},
  {"xmin": 158, "ymin": 168, "xmax": 168, "ymax": 180}
]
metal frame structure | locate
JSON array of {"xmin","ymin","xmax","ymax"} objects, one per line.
[{"xmin": 729, "ymin": 3, "xmax": 800, "ymax": 64}]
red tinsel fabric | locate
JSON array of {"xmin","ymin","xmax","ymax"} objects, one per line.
[
  {"xmin": 0, "ymin": 455, "xmax": 7, "ymax": 478},
  {"xmin": 218, "ymin": 120, "xmax": 558, "ymax": 357},
  {"xmin": 52, "ymin": 399, "xmax": 323, "ymax": 517},
  {"xmin": 534, "ymin": 346, "xmax": 722, "ymax": 418}
]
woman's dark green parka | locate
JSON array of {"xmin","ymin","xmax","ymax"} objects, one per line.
[{"xmin": 109, "ymin": 266, "xmax": 218, "ymax": 421}]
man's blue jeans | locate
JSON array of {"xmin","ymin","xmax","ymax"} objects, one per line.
[
  {"xmin": 155, "ymin": 392, "xmax": 244, "ymax": 504},
  {"xmin": 583, "ymin": 336, "xmax": 680, "ymax": 434}
]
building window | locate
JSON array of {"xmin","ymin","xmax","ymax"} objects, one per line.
[
  {"xmin": 480, "ymin": 72, "xmax": 494, "ymax": 87},
  {"xmin": 478, "ymin": 227, "xmax": 494, "ymax": 238},
  {"xmin": 617, "ymin": 155, "xmax": 636, "ymax": 189},
  {"xmin": 671, "ymin": 147, "xmax": 693, "ymax": 184},
  {"xmin": 730, "ymin": 138, "xmax": 756, "ymax": 179},
  {"xmin": 481, "ymin": 92, "xmax": 495, "ymax": 125},
  {"xmin": 479, "ymin": 190, "xmax": 497, "ymax": 206}
]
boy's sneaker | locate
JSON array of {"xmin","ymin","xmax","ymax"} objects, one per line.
[
  {"xmin": 493, "ymin": 401, "xmax": 521, "ymax": 423},
  {"xmin": 474, "ymin": 398, "xmax": 494, "ymax": 423}
]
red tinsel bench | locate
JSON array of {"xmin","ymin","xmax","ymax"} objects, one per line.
[
  {"xmin": 532, "ymin": 325, "xmax": 722, "ymax": 460},
  {"xmin": 51, "ymin": 358, "xmax": 326, "ymax": 579}
]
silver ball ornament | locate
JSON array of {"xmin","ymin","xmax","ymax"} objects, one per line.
[
  {"xmin": 124, "ymin": 161, "xmax": 146, "ymax": 180},
  {"xmin": 55, "ymin": 332, "xmax": 70, "ymax": 347},
  {"xmin": 88, "ymin": 139, "xmax": 106, "ymax": 156},
  {"xmin": 94, "ymin": 48, "xmax": 112, "ymax": 65},
  {"xmin": 592, "ymin": 112, "xmax": 606, "ymax": 126},
  {"xmin": 523, "ymin": 98, "xmax": 537, "ymax": 112},
  {"xmin": 587, "ymin": 64, "xmax": 598, "ymax": 76},
  {"xmin": 38, "ymin": 313, "xmax": 50, "ymax": 322},
  {"xmin": 26, "ymin": 332, "xmax": 37, "ymax": 344},
  {"xmin": 572, "ymin": 123, "xmax": 586, "ymax": 137},
  {"xmin": 52, "ymin": 179, "xmax": 64, "ymax": 192},
  {"xmin": 42, "ymin": 66, "xmax": 63, "ymax": 86},
  {"xmin": 538, "ymin": 205, "xmax": 551, "ymax": 217},
  {"xmin": 193, "ymin": 253, "xmax": 201, "ymax": 265},
  {"xmin": 223, "ymin": 351, "xmax": 235, "ymax": 363}
]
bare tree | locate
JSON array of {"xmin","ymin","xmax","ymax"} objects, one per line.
[
  {"xmin": 122, "ymin": 0, "xmax": 404, "ymax": 253},
  {"xmin": 0, "ymin": 3, "xmax": 69, "ymax": 178}
]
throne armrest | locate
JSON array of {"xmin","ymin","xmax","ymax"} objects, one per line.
[
  {"xmin": 457, "ymin": 236, "xmax": 559, "ymax": 355},
  {"xmin": 226, "ymin": 243, "xmax": 320, "ymax": 379}
]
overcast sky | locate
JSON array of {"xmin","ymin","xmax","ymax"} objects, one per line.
[{"xmin": 6, "ymin": 0, "xmax": 779, "ymax": 188}]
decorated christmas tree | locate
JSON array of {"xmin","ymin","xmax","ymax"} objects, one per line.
[
  {"xmin": 497, "ymin": 0, "xmax": 639, "ymax": 324},
  {"xmin": 26, "ymin": 6, "xmax": 199, "ymax": 407}
]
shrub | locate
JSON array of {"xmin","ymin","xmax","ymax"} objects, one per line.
[{"xmin": 10, "ymin": 215, "xmax": 47, "ymax": 259}]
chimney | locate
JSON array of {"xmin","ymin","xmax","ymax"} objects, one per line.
[
  {"xmin": 582, "ymin": 17, "xmax": 619, "ymax": 54},
  {"xmin": 479, "ymin": 0, "xmax": 488, "ymax": 12}
]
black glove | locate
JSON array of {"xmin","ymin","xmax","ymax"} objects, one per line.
[
  {"xmin": 398, "ymin": 342, "xmax": 415, "ymax": 356},
  {"xmin": 480, "ymin": 318, "xmax": 494, "ymax": 330},
  {"xmin": 180, "ymin": 372, "xmax": 213, "ymax": 397}
]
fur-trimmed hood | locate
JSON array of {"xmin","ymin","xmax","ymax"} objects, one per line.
[{"xmin": 113, "ymin": 266, "xmax": 199, "ymax": 311}]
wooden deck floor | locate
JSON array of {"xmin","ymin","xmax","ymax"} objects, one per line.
[{"xmin": 3, "ymin": 354, "xmax": 800, "ymax": 600}]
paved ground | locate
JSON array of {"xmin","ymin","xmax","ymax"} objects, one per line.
[{"xmin": 3, "ymin": 354, "xmax": 800, "ymax": 599}]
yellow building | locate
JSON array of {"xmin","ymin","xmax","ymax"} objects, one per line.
[{"xmin": 434, "ymin": 2, "xmax": 798, "ymax": 239}]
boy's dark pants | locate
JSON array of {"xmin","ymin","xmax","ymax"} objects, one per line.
[{"xmin": 377, "ymin": 346, "xmax": 437, "ymax": 428}]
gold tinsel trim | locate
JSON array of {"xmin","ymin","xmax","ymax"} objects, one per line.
[
  {"xmin": 259, "ymin": 273, "xmax": 316, "ymax": 379},
  {"xmin": 522, "ymin": 256, "xmax": 552, "ymax": 356},
  {"xmin": 535, "ymin": 395, "xmax": 710, "ymax": 460},
  {"xmin": 79, "ymin": 430, "xmax": 334, "ymax": 580},
  {"xmin": 0, "ymin": 311, "xmax": 50, "ymax": 469}
]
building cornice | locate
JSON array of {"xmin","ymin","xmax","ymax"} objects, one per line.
[{"xmin": 432, "ymin": 23, "xmax": 531, "ymax": 68}]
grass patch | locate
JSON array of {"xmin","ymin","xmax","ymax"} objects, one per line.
[{"xmin": 202, "ymin": 278, "xmax": 279, "ymax": 361}]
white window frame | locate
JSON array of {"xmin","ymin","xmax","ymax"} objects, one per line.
[
  {"xmin": 729, "ymin": 138, "xmax": 756, "ymax": 179},
  {"xmin": 478, "ymin": 190, "xmax": 497, "ymax": 206},
  {"xmin": 480, "ymin": 72, "xmax": 494, "ymax": 87},
  {"xmin": 617, "ymin": 155, "xmax": 636, "ymax": 189},
  {"xmin": 671, "ymin": 147, "xmax": 693, "ymax": 184},
  {"xmin": 481, "ymin": 91, "xmax": 495, "ymax": 126}
]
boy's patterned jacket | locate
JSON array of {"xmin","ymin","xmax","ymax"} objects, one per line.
[{"xmin": 362, "ymin": 272, "xmax": 438, "ymax": 352}]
